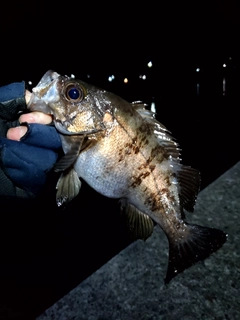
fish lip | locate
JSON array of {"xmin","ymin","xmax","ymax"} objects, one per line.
[
  {"xmin": 32, "ymin": 70, "xmax": 60, "ymax": 94},
  {"xmin": 28, "ymin": 70, "xmax": 61, "ymax": 112}
]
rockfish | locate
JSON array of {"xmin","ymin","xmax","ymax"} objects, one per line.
[{"xmin": 27, "ymin": 70, "xmax": 227, "ymax": 283}]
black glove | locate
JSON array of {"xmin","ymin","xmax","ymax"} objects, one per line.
[
  {"xmin": 0, "ymin": 81, "xmax": 27, "ymax": 137},
  {"xmin": 0, "ymin": 82, "xmax": 62, "ymax": 199}
]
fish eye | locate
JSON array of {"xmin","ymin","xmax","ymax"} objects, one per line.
[
  {"xmin": 65, "ymin": 84, "xmax": 84, "ymax": 102},
  {"xmin": 68, "ymin": 87, "xmax": 80, "ymax": 100}
]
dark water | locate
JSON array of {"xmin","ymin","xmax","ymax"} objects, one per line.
[{"xmin": 0, "ymin": 74, "xmax": 239, "ymax": 319}]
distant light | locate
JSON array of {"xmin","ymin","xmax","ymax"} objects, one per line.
[
  {"xmin": 196, "ymin": 68, "xmax": 200, "ymax": 72},
  {"xmin": 87, "ymin": 74, "xmax": 90, "ymax": 78},
  {"xmin": 147, "ymin": 61, "xmax": 153, "ymax": 68},
  {"xmin": 71, "ymin": 74, "xmax": 75, "ymax": 78},
  {"xmin": 229, "ymin": 57, "xmax": 232, "ymax": 60},
  {"xmin": 223, "ymin": 78, "xmax": 226, "ymax": 95},
  {"xmin": 124, "ymin": 78, "xmax": 128, "ymax": 83},
  {"xmin": 139, "ymin": 74, "xmax": 146, "ymax": 80},
  {"xmin": 28, "ymin": 81, "xmax": 32, "ymax": 85},
  {"xmin": 108, "ymin": 75, "xmax": 115, "ymax": 82},
  {"xmin": 196, "ymin": 83, "xmax": 200, "ymax": 96},
  {"xmin": 223, "ymin": 64, "xmax": 227, "ymax": 68}
]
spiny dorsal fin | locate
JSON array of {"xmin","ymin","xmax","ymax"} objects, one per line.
[
  {"xmin": 132, "ymin": 102, "xmax": 181, "ymax": 161},
  {"xmin": 120, "ymin": 199, "xmax": 154, "ymax": 241},
  {"xmin": 131, "ymin": 101, "xmax": 155, "ymax": 120},
  {"xmin": 177, "ymin": 165, "xmax": 201, "ymax": 212},
  {"xmin": 132, "ymin": 102, "xmax": 200, "ymax": 212}
]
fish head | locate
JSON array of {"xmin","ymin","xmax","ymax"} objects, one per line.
[{"xmin": 28, "ymin": 70, "xmax": 107, "ymax": 135}]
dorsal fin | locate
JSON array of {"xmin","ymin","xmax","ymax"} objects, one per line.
[
  {"xmin": 120, "ymin": 199, "xmax": 154, "ymax": 241},
  {"xmin": 131, "ymin": 102, "xmax": 200, "ymax": 212},
  {"xmin": 132, "ymin": 102, "xmax": 181, "ymax": 160},
  {"xmin": 131, "ymin": 101, "xmax": 155, "ymax": 119}
]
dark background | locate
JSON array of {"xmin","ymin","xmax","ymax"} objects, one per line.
[{"xmin": 0, "ymin": 4, "xmax": 239, "ymax": 319}]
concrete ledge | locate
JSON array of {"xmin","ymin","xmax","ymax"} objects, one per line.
[{"xmin": 37, "ymin": 162, "xmax": 240, "ymax": 320}]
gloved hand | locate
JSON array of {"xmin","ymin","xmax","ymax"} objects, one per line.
[{"xmin": 0, "ymin": 81, "xmax": 62, "ymax": 199}]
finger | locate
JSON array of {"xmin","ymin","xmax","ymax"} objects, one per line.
[
  {"xmin": 7, "ymin": 126, "xmax": 28, "ymax": 141},
  {"xmin": 25, "ymin": 90, "xmax": 32, "ymax": 104},
  {"xmin": 19, "ymin": 112, "xmax": 53, "ymax": 124}
]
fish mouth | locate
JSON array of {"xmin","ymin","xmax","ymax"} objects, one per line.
[
  {"xmin": 28, "ymin": 70, "xmax": 63, "ymax": 113},
  {"xmin": 32, "ymin": 70, "xmax": 60, "ymax": 94}
]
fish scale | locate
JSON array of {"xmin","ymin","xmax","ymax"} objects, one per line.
[{"xmin": 28, "ymin": 70, "xmax": 227, "ymax": 283}]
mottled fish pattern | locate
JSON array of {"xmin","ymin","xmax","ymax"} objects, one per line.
[{"xmin": 28, "ymin": 71, "xmax": 227, "ymax": 283}]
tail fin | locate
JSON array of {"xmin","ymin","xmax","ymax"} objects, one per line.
[{"xmin": 165, "ymin": 223, "xmax": 227, "ymax": 284}]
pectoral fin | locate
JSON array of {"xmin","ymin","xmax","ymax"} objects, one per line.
[
  {"xmin": 120, "ymin": 199, "xmax": 154, "ymax": 241},
  {"xmin": 54, "ymin": 136, "xmax": 85, "ymax": 172},
  {"xmin": 56, "ymin": 167, "xmax": 81, "ymax": 206}
]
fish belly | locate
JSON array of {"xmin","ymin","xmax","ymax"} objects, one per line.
[
  {"xmin": 73, "ymin": 110, "xmax": 178, "ymax": 227},
  {"xmin": 74, "ymin": 137, "xmax": 177, "ymax": 228},
  {"xmin": 72, "ymin": 115, "xmax": 140, "ymax": 199},
  {"xmin": 74, "ymin": 145, "xmax": 130, "ymax": 198}
]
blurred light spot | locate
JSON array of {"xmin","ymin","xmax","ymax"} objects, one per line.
[
  {"xmin": 71, "ymin": 74, "xmax": 75, "ymax": 78},
  {"xmin": 142, "ymin": 75, "xmax": 146, "ymax": 80},
  {"xmin": 147, "ymin": 61, "xmax": 153, "ymax": 68},
  {"xmin": 87, "ymin": 74, "xmax": 90, "ymax": 78},
  {"xmin": 196, "ymin": 68, "xmax": 200, "ymax": 72},
  {"xmin": 196, "ymin": 83, "xmax": 200, "ymax": 96},
  {"xmin": 223, "ymin": 78, "xmax": 226, "ymax": 95},
  {"xmin": 108, "ymin": 75, "xmax": 115, "ymax": 82},
  {"xmin": 28, "ymin": 81, "xmax": 32, "ymax": 85},
  {"xmin": 124, "ymin": 78, "xmax": 128, "ymax": 83},
  {"xmin": 229, "ymin": 57, "xmax": 232, "ymax": 60},
  {"xmin": 223, "ymin": 64, "xmax": 226, "ymax": 68}
]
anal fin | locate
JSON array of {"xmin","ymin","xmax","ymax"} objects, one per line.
[
  {"xmin": 120, "ymin": 199, "xmax": 154, "ymax": 241},
  {"xmin": 177, "ymin": 165, "xmax": 201, "ymax": 212}
]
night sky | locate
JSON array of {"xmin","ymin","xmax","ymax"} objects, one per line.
[{"xmin": 0, "ymin": 4, "xmax": 239, "ymax": 319}]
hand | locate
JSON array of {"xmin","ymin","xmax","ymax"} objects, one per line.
[
  {"xmin": 7, "ymin": 90, "xmax": 53, "ymax": 140},
  {"xmin": 0, "ymin": 85, "xmax": 62, "ymax": 199},
  {"xmin": 7, "ymin": 111, "xmax": 53, "ymax": 141}
]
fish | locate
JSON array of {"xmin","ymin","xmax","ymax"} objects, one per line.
[{"xmin": 27, "ymin": 70, "xmax": 227, "ymax": 283}]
